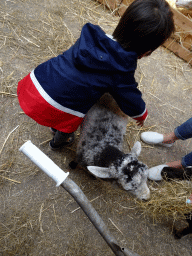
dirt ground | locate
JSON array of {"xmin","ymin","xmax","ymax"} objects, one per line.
[{"xmin": 0, "ymin": 0, "xmax": 192, "ymax": 255}]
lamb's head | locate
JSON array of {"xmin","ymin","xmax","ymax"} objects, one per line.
[
  {"xmin": 87, "ymin": 141, "xmax": 150, "ymax": 200},
  {"xmin": 117, "ymin": 155, "xmax": 149, "ymax": 200}
]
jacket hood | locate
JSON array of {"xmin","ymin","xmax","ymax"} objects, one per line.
[{"xmin": 72, "ymin": 23, "xmax": 138, "ymax": 73}]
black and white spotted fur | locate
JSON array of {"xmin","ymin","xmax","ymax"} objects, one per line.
[{"xmin": 72, "ymin": 93, "xmax": 150, "ymax": 200}]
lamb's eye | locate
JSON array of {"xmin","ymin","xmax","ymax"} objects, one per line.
[{"xmin": 122, "ymin": 166, "xmax": 129, "ymax": 174}]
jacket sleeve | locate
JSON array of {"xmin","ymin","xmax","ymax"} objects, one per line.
[{"xmin": 112, "ymin": 81, "xmax": 148, "ymax": 122}]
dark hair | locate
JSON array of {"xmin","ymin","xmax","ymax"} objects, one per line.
[{"xmin": 113, "ymin": 0, "xmax": 175, "ymax": 57}]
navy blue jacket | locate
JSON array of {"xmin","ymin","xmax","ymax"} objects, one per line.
[{"xmin": 34, "ymin": 23, "xmax": 147, "ymax": 120}]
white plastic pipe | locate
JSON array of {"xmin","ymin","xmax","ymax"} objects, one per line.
[{"xmin": 19, "ymin": 140, "xmax": 69, "ymax": 186}]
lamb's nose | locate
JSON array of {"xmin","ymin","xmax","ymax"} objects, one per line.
[{"xmin": 140, "ymin": 185, "xmax": 150, "ymax": 201}]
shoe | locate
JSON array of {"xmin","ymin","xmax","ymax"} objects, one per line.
[
  {"xmin": 141, "ymin": 132, "xmax": 174, "ymax": 147},
  {"xmin": 49, "ymin": 127, "xmax": 57, "ymax": 135},
  {"xmin": 49, "ymin": 133, "xmax": 75, "ymax": 150},
  {"xmin": 148, "ymin": 164, "xmax": 168, "ymax": 181}
]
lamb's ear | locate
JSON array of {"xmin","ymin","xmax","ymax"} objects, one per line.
[
  {"xmin": 87, "ymin": 166, "xmax": 113, "ymax": 179},
  {"xmin": 131, "ymin": 141, "xmax": 141, "ymax": 157}
]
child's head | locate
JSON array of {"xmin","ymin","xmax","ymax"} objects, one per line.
[{"xmin": 113, "ymin": 0, "xmax": 175, "ymax": 58}]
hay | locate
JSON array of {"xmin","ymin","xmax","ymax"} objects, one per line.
[
  {"xmin": 126, "ymin": 122, "xmax": 192, "ymax": 224},
  {"xmin": 0, "ymin": 175, "xmax": 21, "ymax": 184},
  {"xmin": 136, "ymin": 179, "xmax": 192, "ymax": 222},
  {"xmin": 0, "ymin": 125, "xmax": 19, "ymax": 155}
]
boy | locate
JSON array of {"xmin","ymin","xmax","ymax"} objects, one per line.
[{"xmin": 17, "ymin": 0, "xmax": 175, "ymax": 149}]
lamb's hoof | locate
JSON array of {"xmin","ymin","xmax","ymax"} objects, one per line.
[{"xmin": 69, "ymin": 161, "xmax": 78, "ymax": 169}]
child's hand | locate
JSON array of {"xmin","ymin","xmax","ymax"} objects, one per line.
[{"xmin": 136, "ymin": 120, "xmax": 144, "ymax": 127}]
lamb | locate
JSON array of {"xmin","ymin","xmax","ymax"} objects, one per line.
[{"xmin": 70, "ymin": 93, "xmax": 150, "ymax": 200}]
